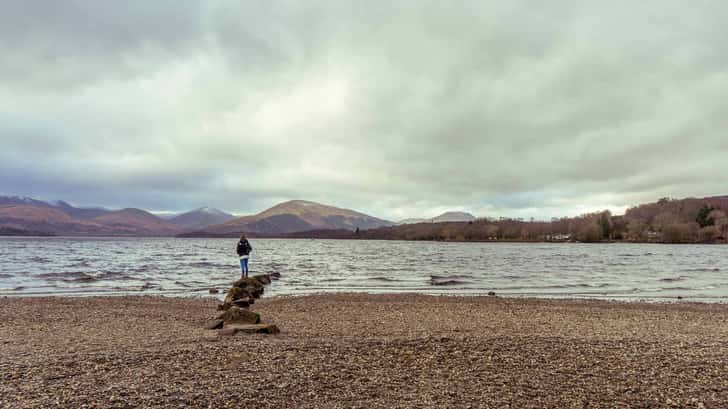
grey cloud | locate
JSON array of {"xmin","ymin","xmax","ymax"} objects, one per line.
[{"xmin": 1, "ymin": 0, "xmax": 727, "ymax": 219}]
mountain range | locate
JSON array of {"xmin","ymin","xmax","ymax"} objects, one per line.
[{"xmin": 0, "ymin": 196, "xmax": 395, "ymax": 237}]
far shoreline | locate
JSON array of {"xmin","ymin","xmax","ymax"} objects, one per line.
[{"xmin": 2, "ymin": 233, "xmax": 726, "ymax": 245}]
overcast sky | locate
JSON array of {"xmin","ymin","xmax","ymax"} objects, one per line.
[{"xmin": 1, "ymin": 1, "xmax": 727, "ymax": 220}]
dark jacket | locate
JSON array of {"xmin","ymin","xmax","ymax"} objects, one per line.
[{"xmin": 236, "ymin": 239, "xmax": 252, "ymax": 256}]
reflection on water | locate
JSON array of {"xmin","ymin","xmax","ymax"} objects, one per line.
[{"xmin": 0, "ymin": 237, "xmax": 727, "ymax": 302}]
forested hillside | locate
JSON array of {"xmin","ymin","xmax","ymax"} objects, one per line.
[{"xmin": 289, "ymin": 196, "xmax": 728, "ymax": 244}]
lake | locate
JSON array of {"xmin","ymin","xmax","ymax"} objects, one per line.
[{"xmin": 0, "ymin": 237, "xmax": 726, "ymax": 302}]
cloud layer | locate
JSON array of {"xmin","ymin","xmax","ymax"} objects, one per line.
[{"xmin": 2, "ymin": 1, "xmax": 727, "ymax": 220}]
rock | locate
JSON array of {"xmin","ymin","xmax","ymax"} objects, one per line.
[
  {"xmin": 232, "ymin": 277, "xmax": 265, "ymax": 290},
  {"xmin": 232, "ymin": 298, "xmax": 251, "ymax": 308},
  {"xmin": 253, "ymin": 274, "xmax": 272, "ymax": 285},
  {"xmin": 217, "ymin": 307, "xmax": 260, "ymax": 324},
  {"xmin": 209, "ymin": 288, "xmax": 219, "ymax": 294},
  {"xmin": 224, "ymin": 286, "xmax": 254, "ymax": 304},
  {"xmin": 218, "ymin": 324, "xmax": 280, "ymax": 336},
  {"xmin": 488, "ymin": 291, "xmax": 496, "ymax": 296},
  {"xmin": 269, "ymin": 271, "xmax": 281, "ymax": 278},
  {"xmin": 204, "ymin": 319, "xmax": 224, "ymax": 330},
  {"xmin": 217, "ymin": 303, "xmax": 232, "ymax": 311}
]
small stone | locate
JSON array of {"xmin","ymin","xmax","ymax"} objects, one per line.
[
  {"xmin": 488, "ymin": 291, "xmax": 496, "ymax": 296},
  {"xmin": 209, "ymin": 288, "xmax": 219, "ymax": 294}
]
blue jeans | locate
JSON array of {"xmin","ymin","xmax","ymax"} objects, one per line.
[{"xmin": 239, "ymin": 257, "xmax": 249, "ymax": 277}]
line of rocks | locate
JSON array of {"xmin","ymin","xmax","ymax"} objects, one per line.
[{"xmin": 204, "ymin": 272, "xmax": 281, "ymax": 336}]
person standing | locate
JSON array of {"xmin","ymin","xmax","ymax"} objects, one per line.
[{"xmin": 236, "ymin": 234, "xmax": 252, "ymax": 277}]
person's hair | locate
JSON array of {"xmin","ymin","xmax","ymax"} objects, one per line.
[{"xmin": 239, "ymin": 234, "xmax": 247, "ymax": 240}]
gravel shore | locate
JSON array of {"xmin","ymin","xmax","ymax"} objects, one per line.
[{"xmin": 1, "ymin": 294, "xmax": 727, "ymax": 408}]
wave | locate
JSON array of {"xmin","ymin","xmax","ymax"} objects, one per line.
[
  {"xmin": 0, "ymin": 273, "xmax": 13, "ymax": 279},
  {"xmin": 658, "ymin": 276, "xmax": 686, "ymax": 282},
  {"xmin": 683, "ymin": 268, "xmax": 720, "ymax": 273},
  {"xmin": 368, "ymin": 276, "xmax": 403, "ymax": 282},
  {"xmin": 64, "ymin": 272, "xmax": 99, "ymax": 283},
  {"xmin": 318, "ymin": 278, "xmax": 346, "ymax": 282},
  {"xmin": 188, "ymin": 261, "xmax": 229, "ymax": 268},
  {"xmin": 140, "ymin": 282, "xmax": 158, "ymax": 290},
  {"xmin": 430, "ymin": 277, "xmax": 471, "ymax": 286},
  {"xmin": 430, "ymin": 274, "xmax": 473, "ymax": 280},
  {"xmin": 36, "ymin": 270, "xmax": 133, "ymax": 283}
]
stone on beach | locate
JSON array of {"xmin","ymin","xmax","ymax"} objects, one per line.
[
  {"xmin": 218, "ymin": 323, "xmax": 280, "ymax": 336},
  {"xmin": 216, "ymin": 307, "xmax": 260, "ymax": 325},
  {"xmin": 232, "ymin": 298, "xmax": 251, "ymax": 308},
  {"xmin": 204, "ymin": 319, "xmax": 224, "ymax": 330},
  {"xmin": 208, "ymin": 271, "xmax": 281, "ymax": 334},
  {"xmin": 253, "ymin": 274, "xmax": 272, "ymax": 285}
]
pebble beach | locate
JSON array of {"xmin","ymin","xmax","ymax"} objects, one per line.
[{"xmin": 1, "ymin": 294, "xmax": 727, "ymax": 408}]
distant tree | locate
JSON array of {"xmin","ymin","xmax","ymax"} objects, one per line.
[
  {"xmin": 599, "ymin": 211, "xmax": 612, "ymax": 239},
  {"xmin": 653, "ymin": 212, "xmax": 678, "ymax": 232},
  {"xmin": 696, "ymin": 204, "xmax": 716, "ymax": 228},
  {"xmin": 576, "ymin": 222, "xmax": 602, "ymax": 243},
  {"xmin": 710, "ymin": 210, "xmax": 728, "ymax": 237},
  {"xmin": 699, "ymin": 226, "xmax": 720, "ymax": 243},
  {"xmin": 626, "ymin": 219, "xmax": 648, "ymax": 241},
  {"xmin": 662, "ymin": 222, "xmax": 699, "ymax": 243}
]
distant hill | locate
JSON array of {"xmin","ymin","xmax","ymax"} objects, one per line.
[
  {"xmin": 0, "ymin": 195, "xmax": 182, "ymax": 236},
  {"xmin": 399, "ymin": 211, "xmax": 476, "ymax": 225},
  {"xmin": 196, "ymin": 200, "xmax": 393, "ymax": 236},
  {"xmin": 91, "ymin": 208, "xmax": 182, "ymax": 236},
  {"xmin": 50, "ymin": 200, "xmax": 111, "ymax": 219},
  {"xmin": 168, "ymin": 207, "xmax": 235, "ymax": 230},
  {"xmin": 431, "ymin": 211, "xmax": 476, "ymax": 223},
  {"xmin": 0, "ymin": 196, "xmax": 52, "ymax": 208},
  {"xmin": 0, "ymin": 196, "xmax": 112, "ymax": 219}
]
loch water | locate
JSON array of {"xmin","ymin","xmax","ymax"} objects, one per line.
[{"xmin": 1, "ymin": 237, "xmax": 726, "ymax": 302}]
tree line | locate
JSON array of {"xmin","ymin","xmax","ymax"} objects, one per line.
[{"xmin": 295, "ymin": 196, "xmax": 728, "ymax": 244}]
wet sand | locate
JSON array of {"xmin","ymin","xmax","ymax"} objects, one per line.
[{"xmin": 1, "ymin": 294, "xmax": 727, "ymax": 408}]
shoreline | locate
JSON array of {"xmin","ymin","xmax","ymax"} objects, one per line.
[
  {"xmin": 2, "ymin": 294, "xmax": 727, "ymax": 407},
  {"xmin": 2, "ymin": 289, "xmax": 725, "ymax": 304},
  {"xmin": 3, "ymin": 234, "xmax": 727, "ymax": 245}
]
